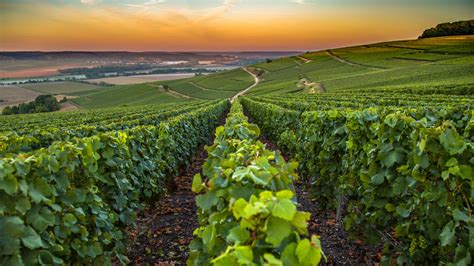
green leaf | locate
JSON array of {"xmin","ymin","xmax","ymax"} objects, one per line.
[
  {"xmin": 226, "ymin": 226, "xmax": 250, "ymax": 244},
  {"xmin": 0, "ymin": 175, "xmax": 18, "ymax": 195},
  {"xmin": 281, "ymin": 243, "xmax": 299, "ymax": 265},
  {"xmin": 196, "ymin": 191, "xmax": 218, "ymax": 211},
  {"xmin": 453, "ymin": 209, "xmax": 469, "ymax": 223},
  {"xmin": 63, "ymin": 214, "xmax": 77, "ymax": 227},
  {"xmin": 27, "ymin": 207, "xmax": 56, "ymax": 232},
  {"xmin": 296, "ymin": 239, "xmax": 311, "ymax": 262},
  {"xmin": 265, "ymin": 217, "xmax": 291, "ymax": 246},
  {"xmin": 272, "ymin": 199, "xmax": 296, "ymax": 221},
  {"xmin": 396, "ymin": 206, "xmax": 411, "ymax": 218},
  {"xmin": 276, "ymin": 190, "xmax": 293, "ymax": 200},
  {"xmin": 264, "ymin": 253, "xmax": 283, "ymax": 266},
  {"xmin": 15, "ymin": 197, "xmax": 31, "ymax": 215},
  {"xmin": 291, "ymin": 211, "xmax": 310, "ymax": 235},
  {"xmin": 459, "ymin": 165, "xmax": 472, "ymax": 180},
  {"xmin": 439, "ymin": 128, "xmax": 466, "ymax": 155},
  {"xmin": 21, "ymin": 226, "xmax": 44, "ymax": 250},
  {"xmin": 381, "ymin": 151, "xmax": 403, "ymax": 167},
  {"xmin": 202, "ymin": 225, "xmax": 216, "ymax": 252},
  {"xmin": 233, "ymin": 246, "xmax": 254, "ymax": 264},
  {"xmin": 38, "ymin": 250, "xmax": 54, "ymax": 265},
  {"xmin": 384, "ymin": 203, "xmax": 395, "ymax": 212},
  {"xmin": 192, "ymin": 173, "xmax": 204, "ymax": 193},
  {"xmin": 0, "ymin": 217, "xmax": 25, "ymax": 255},
  {"xmin": 29, "ymin": 178, "xmax": 53, "ymax": 203},
  {"xmin": 2, "ymin": 253, "xmax": 23, "ymax": 266},
  {"xmin": 440, "ymin": 221, "xmax": 456, "ymax": 247},
  {"xmin": 243, "ymin": 201, "xmax": 268, "ymax": 219},
  {"xmin": 371, "ymin": 174, "xmax": 385, "ymax": 185},
  {"xmin": 232, "ymin": 198, "xmax": 248, "ymax": 219}
]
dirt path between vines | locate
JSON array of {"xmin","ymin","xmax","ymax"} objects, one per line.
[
  {"xmin": 125, "ymin": 105, "xmax": 228, "ymax": 265},
  {"xmin": 260, "ymin": 136, "xmax": 382, "ymax": 265},
  {"xmin": 125, "ymin": 148, "xmax": 204, "ymax": 264}
]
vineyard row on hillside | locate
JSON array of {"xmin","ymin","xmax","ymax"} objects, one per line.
[
  {"xmin": 0, "ymin": 100, "xmax": 228, "ymax": 265},
  {"xmin": 241, "ymin": 97, "xmax": 473, "ymax": 265}
]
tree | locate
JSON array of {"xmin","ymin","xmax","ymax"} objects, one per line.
[
  {"xmin": 420, "ymin": 20, "xmax": 474, "ymax": 38},
  {"xmin": 266, "ymin": 58, "xmax": 272, "ymax": 63},
  {"xmin": 2, "ymin": 106, "xmax": 13, "ymax": 115}
]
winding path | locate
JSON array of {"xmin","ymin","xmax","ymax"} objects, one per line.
[
  {"xmin": 297, "ymin": 55, "xmax": 313, "ymax": 63},
  {"xmin": 326, "ymin": 50, "xmax": 385, "ymax": 70},
  {"xmin": 231, "ymin": 67, "xmax": 259, "ymax": 102}
]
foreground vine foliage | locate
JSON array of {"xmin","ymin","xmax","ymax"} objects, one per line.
[
  {"xmin": 0, "ymin": 100, "xmax": 228, "ymax": 265},
  {"xmin": 188, "ymin": 100, "xmax": 324, "ymax": 265},
  {"xmin": 241, "ymin": 96, "xmax": 473, "ymax": 265}
]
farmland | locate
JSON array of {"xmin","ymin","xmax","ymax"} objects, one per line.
[
  {"xmin": 0, "ymin": 34, "xmax": 473, "ymax": 265},
  {"xmin": 18, "ymin": 81, "xmax": 106, "ymax": 94},
  {"xmin": 87, "ymin": 73, "xmax": 196, "ymax": 85}
]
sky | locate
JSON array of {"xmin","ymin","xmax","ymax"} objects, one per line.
[{"xmin": 0, "ymin": 0, "xmax": 473, "ymax": 51}]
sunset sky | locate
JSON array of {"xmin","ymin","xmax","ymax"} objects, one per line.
[{"xmin": 1, "ymin": 0, "xmax": 473, "ymax": 51}]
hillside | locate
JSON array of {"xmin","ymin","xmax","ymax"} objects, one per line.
[
  {"xmin": 64, "ymin": 35, "xmax": 473, "ymax": 109},
  {"xmin": 1, "ymin": 35, "xmax": 472, "ymax": 265},
  {"xmin": 248, "ymin": 35, "xmax": 474, "ymax": 95}
]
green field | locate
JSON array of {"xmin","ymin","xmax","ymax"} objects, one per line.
[
  {"xmin": 63, "ymin": 36, "xmax": 473, "ymax": 109},
  {"xmin": 19, "ymin": 81, "xmax": 106, "ymax": 94},
  {"xmin": 68, "ymin": 68, "xmax": 254, "ymax": 107},
  {"xmin": 247, "ymin": 35, "xmax": 474, "ymax": 95},
  {"xmin": 71, "ymin": 83, "xmax": 189, "ymax": 108}
]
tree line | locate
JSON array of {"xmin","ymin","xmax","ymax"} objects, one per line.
[
  {"xmin": 2, "ymin": 95, "xmax": 62, "ymax": 115},
  {"xmin": 420, "ymin": 20, "xmax": 474, "ymax": 39}
]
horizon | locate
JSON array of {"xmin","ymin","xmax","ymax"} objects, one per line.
[{"xmin": 1, "ymin": 0, "xmax": 473, "ymax": 52}]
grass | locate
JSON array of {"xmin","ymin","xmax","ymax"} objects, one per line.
[
  {"xmin": 69, "ymin": 68, "xmax": 254, "ymax": 108},
  {"xmin": 19, "ymin": 81, "xmax": 106, "ymax": 95},
  {"xmin": 190, "ymin": 68, "xmax": 254, "ymax": 92},
  {"xmin": 247, "ymin": 35, "xmax": 474, "ymax": 95},
  {"xmin": 71, "ymin": 84, "xmax": 189, "ymax": 108},
  {"xmin": 65, "ymin": 35, "xmax": 474, "ymax": 108}
]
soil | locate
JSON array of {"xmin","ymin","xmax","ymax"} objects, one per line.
[
  {"xmin": 125, "ymin": 150, "xmax": 204, "ymax": 265},
  {"xmin": 125, "ymin": 111, "xmax": 227, "ymax": 265}
]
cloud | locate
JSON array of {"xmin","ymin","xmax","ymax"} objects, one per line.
[
  {"xmin": 198, "ymin": 0, "xmax": 240, "ymax": 22},
  {"xmin": 291, "ymin": 0, "xmax": 305, "ymax": 4},
  {"xmin": 126, "ymin": 0, "xmax": 166, "ymax": 9},
  {"xmin": 80, "ymin": 0, "xmax": 101, "ymax": 4}
]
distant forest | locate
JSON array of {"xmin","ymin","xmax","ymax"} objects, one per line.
[{"xmin": 420, "ymin": 20, "xmax": 474, "ymax": 38}]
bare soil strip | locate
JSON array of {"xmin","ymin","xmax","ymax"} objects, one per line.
[
  {"xmin": 325, "ymin": 50, "xmax": 385, "ymax": 70},
  {"xmin": 125, "ymin": 147, "xmax": 205, "ymax": 265},
  {"xmin": 125, "ymin": 112, "xmax": 227, "ymax": 265},
  {"xmin": 297, "ymin": 55, "xmax": 313, "ymax": 63}
]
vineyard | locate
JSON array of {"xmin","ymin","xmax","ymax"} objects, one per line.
[
  {"xmin": 241, "ymin": 90, "xmax": 473, "ymax": 265},
  {"xmin": 1, "ymin": 35, "xmax": 473, "ymax": 265}
]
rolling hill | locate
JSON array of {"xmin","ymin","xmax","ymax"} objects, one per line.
[{"xmin": 65, "ymin": 35, "xmax": 473, "ymax": 109}]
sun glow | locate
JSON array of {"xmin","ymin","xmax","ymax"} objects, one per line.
[{"xmin": 1, "ymin": 0, "xmax": 473, "ymax": 51}]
